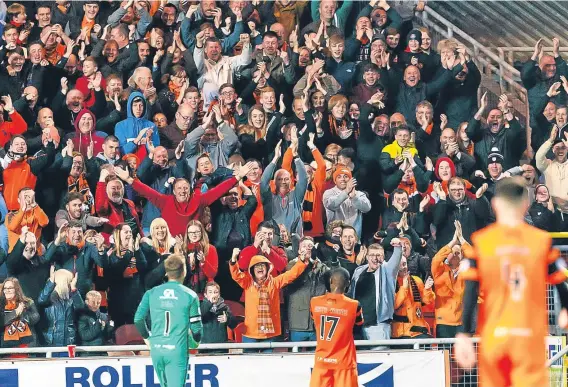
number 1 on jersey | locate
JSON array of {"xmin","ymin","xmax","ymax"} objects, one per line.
[
  {"xmin": 319, "ymin": 315, "xmax": 340, "ymax": 341},
  {"xmin": 164, "ymin": 311, "xmax": 171, "ymax": 336}
]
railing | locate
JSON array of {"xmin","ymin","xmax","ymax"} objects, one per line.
[
  {"xmin": 421, "ymin": 5, "xmax": 533, "ymax": 156},
  {"xmin": 496, "ymin": 46, "xmax": 568, "ymax": 68},
  {"xmin": 1, "ymin": 337, "xmax": 564, "ymax": 387},
  {"xmin": 0, "ymin": 337, "xmax": 478, "ymax": 358}
]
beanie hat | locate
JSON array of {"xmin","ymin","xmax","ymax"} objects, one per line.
[
  {"xmin": 435, "ymin": 157, "xmax": 456, "ymax": 180},
  {"xmin": 487, "ymin": 147, "xmax": 504, "ymax": 164},
  {"xmin": 407, "ymin": 29, "xmax": 422, "ymax": 45},
  {"xmin": 333, "ymin": 165, "xmax": 352, "ymax": 182}
]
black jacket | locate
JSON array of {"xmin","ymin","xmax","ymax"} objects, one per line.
[
  {"xmin": 210, "ymin": 194, "xmax": 257, "ymax": 253},
  {"xmin": 431, "ymin": 196, "xmax": 491, "ymax": 248},
  {"xmin": 200, "ymin": 298, "xmax": 236, "ymax": 344},
  {"xmin": 75, "ymin": 308, "xmax": 113, "ymax": 346},
  {"xmin": 6, "ymin": 240, "xmax": 50, "ymax": 304}
]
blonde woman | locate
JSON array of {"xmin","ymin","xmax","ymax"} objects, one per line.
[
  {"xmin": 107, "ymin": 223, "xmax": 147, "ymax": 328},
  {"xmin": 141, "ymin": 218, "xmax": 176, "ymax": 289},
  {"xmin": 38, "ymin": 267, "xmax": 83, "ymax": 355}
]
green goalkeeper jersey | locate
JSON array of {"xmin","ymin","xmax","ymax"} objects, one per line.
[{"xmin": 134, "ymin": 281, "xmax": 203, "ymax": 351}]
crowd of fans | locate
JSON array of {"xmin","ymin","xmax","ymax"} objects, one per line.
[{"xmin": 0, "ymin": 0, "xmax": 564, "ymax": 358}]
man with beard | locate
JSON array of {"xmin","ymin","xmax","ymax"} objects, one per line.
[
  {"xmin": 323, "ymin": 165, "xmax": 371, "ymax": 237},
  {"xmin": 522, "ymin": 38, "xmax": 568, "ymax": 121},
  {"xmin": 466, "ymin": 93, "xmax": 525, "ymax": 170},
  {"xmin": 137, "ymin": 145, "xmax": 189, "ymax": 235},
  {"xmin": 45, "ymin": 222, "xmax": 107, "ymax": 298},
  {"xmin": 149, "ymin": 2, "xmax": 179, "ymax": 46},
  {"xmin": 536, "ymin": 125, "xmax": 568, "ymax": 212},
  {"xmin": 55, "ymin": 192, "xmax": 108, "ymax": 232},
  {"xmin": 350, "ymin": 240, "xmax": 403, "ymax": 343},
  {"xmin": 95, "ymin": 168, "xmax": 141, "ymax": 242},
  {"xmin": 1, "ymin": 135, "xmax": 56, "ymax": 212},
  {"xmin": 431, "ymin": 177, "xmax": 490, "ymax": 247},
  {"xmin": 261, "ymin": 140, "xmax": 307, "ymax": 236},
  {"xmin": 6, "ymin": 187, "xmax": 48, "ymax": 253}
]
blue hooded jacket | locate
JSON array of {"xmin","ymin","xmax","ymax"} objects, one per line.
[{"xmin": 115, "ymin": 92, "xmax": 160, "ymax": 155}]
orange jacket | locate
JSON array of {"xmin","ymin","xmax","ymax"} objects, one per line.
[
  {"xmin": 230, "ymin": 255, "xmax": 307, "ymax": 339},
  {"xmin": 6, "ymin": 206, "xmax": 49, "ymax": 252},
  {"xmin": 392, "ymin": 275, "xmax": 435, "ymax": 338},
  {"xmin": 3, "ymin": 159, "xmax": 37, "ymax": 211},
  {"xmin": 244, "ymin": 180, "xmax": 264, "ymax": 236},
  {"xmin": 0, "ymin": 111, "xmax": 27, "ymax": 148},
  {"xmin": 432, "ymin": 243, "xmax": 469, "ymax": 326},
  {"xmin": 282, "ymin": 147, "xmax": 327, "ymax": 237}
]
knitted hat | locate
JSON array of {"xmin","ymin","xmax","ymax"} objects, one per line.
[
  {"xmin": 487, "ymin": 147, "xmax": 504, "ymax": 164},
  {"xmin": 333, "ymin": 165, "xmax": 352, "ymax": 182},
  {"xmin": 407, "ymin": 29, "xmax": 422, "ymax": 45}
]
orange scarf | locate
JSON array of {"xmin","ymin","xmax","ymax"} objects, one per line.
[
  {"xmin": 121, "ymin": 251, "xmax": 138, "ymax": 278},
  {"xmin": 168, "ymin": 80, "xmax": 183, "ymax": 101},
  {"xmin": 3, "ymin": 300, "xmax": 32, "ymax": 344}
]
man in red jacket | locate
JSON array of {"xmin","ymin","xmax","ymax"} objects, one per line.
[
  {"xmin": 94, "ymin": 167, "xmax": 141, "ymax": 242},
  {"xmin": 112, "ymin": 162, "xmax": 255, "ymax": 237}
]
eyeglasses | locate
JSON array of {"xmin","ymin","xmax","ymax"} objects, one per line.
[
  {"xmin": 221, "ymin": 90, "xmax": 235, "ymax": 96},
  {"xmin": 188, "ymin": 231, "xmax": 202, "ymax": 236},
  {"xmin": 178, "ymin": 113, "xmax": 192, "ymax": 121}
]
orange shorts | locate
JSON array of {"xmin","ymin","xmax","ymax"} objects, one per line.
[
  {"xmin": 309, "ymin": 367, "xmax": 359, "ymax": 387},
  {"xmin": 479, "ymin": 341, "xmax": 547, "ymax": 387}
]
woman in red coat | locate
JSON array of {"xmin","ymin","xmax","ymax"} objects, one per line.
[{"xmin": 180, "ymin": 220, "xmax": 218, "ymax": 296}]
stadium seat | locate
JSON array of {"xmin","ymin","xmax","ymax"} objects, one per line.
[
  {"xmin": 225, "ymin": 300, "xmax": 245, "ymax": 317},
  {"xmin": 114, "ymin": 324, "xmax": 145, "ymax": 345},
  {"xmin": 232, "ymin": 322, "xmax": 246, "ymax": 343}
]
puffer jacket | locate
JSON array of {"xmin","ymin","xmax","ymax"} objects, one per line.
[
  {"xmin": 44, "ymin": 242, "xmax": 108, "ymax": 298},
  {"xmin": 37, "ymin": 280, "xmax": 84, "ymax": 346},
  {"xmin": 230, "ymin": 255, "xmax": 307, "ymax": 339}
]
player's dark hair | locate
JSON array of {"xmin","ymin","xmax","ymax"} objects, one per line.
[
  {"xmin": 66, "ymin": 192, "xmax": 84, "ymax": 204},
  {"xmin": 494, "ymin": 176, "xmax": 527, "ymax": 202},
  {"xmin": 257, "ymin": 221, "xmax": 275, "ymax": 232},
  {"xmin": 326, "ymin": 267, "xmax": 351, "ymax": 294},
  {"xmin": 165, "ymin": 254, "xmax": 186, "ymax": 280}
]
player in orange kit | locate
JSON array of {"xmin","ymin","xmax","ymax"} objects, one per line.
[
  {"xmin": 310, "ymin": 266, "xmax": 364, "ymax": 387},
  {"xmin": 455, "ymin": 177, "xmax": 568, "ymax": 387}
]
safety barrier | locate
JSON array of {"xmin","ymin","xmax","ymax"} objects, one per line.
[
  {"xmin": 421, "ymin": 5, "xmax": 533, "ymax": 157},
  {"xmin": 0, "ymin": 337, "xmax": 564, "ymax": 387}
]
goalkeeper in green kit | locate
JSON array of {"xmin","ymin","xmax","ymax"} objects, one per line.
[{"xmin": 134, "ymin": 254, "xmax": 203, "ymax": 387}]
